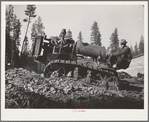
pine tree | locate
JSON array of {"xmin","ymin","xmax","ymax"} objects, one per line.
[
  {"xmin": 21, "ymin": 5, "xmax": 36, "ymax": 55},
  {"xmin": 21, "ymin": 5, "xmax": 36, "ymax": 65},
  {"xmin": 6, "ymin": 5, "xmax": 14, "ymax": 64},
  {"xmin": 22, "ymin": 36, "xmax": 30, "ymax": 65},
  {"xmin": 130, "ymin": 46, "xmax": 134, "ymax": 56},
  {"xmin": 36, "ymin": 16, "xmax": 45, "ymax": 34},
  {"xmin": 10, "ymin": 14, "xmax": 17, "ymax": 66},
  {"xmin": 109, "ymin": 28, "xmax": 119, "ymax": 53},
  {"xmin": 65, "ymin": 29, "xmax": 72, "ymax": 39},
  {"xmin": 90, "ymin": 21, "xmax": 101, "ymax": 46},
  {"xmin": 31, "ymin": 16, "xmax": 45, "ymax": 53},
  {"xmin": 15, "ymin": 19, "xmax": 21, "ymax": 50},
  {"xmin": 31, "ymin": 16, "xmax": 45, "ymax": 37},
  {"xmin": 139, "ymin": 35, "xmax": 144, "ymax": 54},
  {"xmin": 6, "ymin": 5, "xmax": 21, "ymax": 66},
  {"xmin": 13, "ymin": 16, "xmax": 21, "ymax": 66},
  {"xmin": 78, "ymin": 31, "xmax": 83, "ymax": 42},
  {"xmin": 134, "ymin": 42, "xmax": 139, "ymax": 56},
  {"xmin": 23, "ymin": 36, "xmax": 30, "ymax": 55},
  {"xmin": 31, "ymin": 23, "xmax": 36, "ymax": 38}
]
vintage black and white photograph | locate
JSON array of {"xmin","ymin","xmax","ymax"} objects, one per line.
[{"xmin": 1, "ymin": 1, "xmax": 148, "ymax": 121}]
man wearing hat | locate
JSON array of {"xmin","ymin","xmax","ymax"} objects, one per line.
[{"xmin": 107, "ymin": 39, "xmax": 132, "ymax": 70}]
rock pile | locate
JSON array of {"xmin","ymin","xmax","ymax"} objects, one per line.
[{"xmin": 5, "ymin": 68, "xmax": 144, "ymax": 108}]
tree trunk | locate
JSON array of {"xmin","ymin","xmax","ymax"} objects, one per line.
[
  {"xmin": 21, "ymin": 16, "xmax": 30, "ymax": 54},
  {"xmin": 20, "ymin": 16, "xmax": 31, "ymax": 65}
]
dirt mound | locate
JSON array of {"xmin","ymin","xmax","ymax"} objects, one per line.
[{"xmin": 5, "ymin": 68, "xmax": 144, "ymax": 109}]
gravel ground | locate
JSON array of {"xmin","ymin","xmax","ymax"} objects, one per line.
[{"xmin": 5, "ymin": 68, "xmax": 144, "ymax": 109}]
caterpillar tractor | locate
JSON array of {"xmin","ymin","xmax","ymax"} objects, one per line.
[{"xmin": 32, "ymin": 29, "xmax": 129, "ymax": 91}]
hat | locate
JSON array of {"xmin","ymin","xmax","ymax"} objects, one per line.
[{"xmin": 120, "ymin": 39, "xmax": 127, "ymax": 45}]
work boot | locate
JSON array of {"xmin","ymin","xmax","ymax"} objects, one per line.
[
  {"xmin": 113, "ymin": 64, "xmax": 117, "ymax": 68},
  {"xmin": 113, "ymin": 64, "xmax": 117, "ymax": 70},
  {"xmin": 34, "ymin": 58, "xmax": 39, "ymax": 62}
]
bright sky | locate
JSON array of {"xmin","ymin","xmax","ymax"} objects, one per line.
[{"xmin": 11, "ymin": 2, "xmax": 144, "ymax": 49}]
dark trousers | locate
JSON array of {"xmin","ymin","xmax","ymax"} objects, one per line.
[
  {"xmin": 107, "ymin": 54, "xmax": 117, "ymax": 66},
  {"xmin": 107, "ymin": 54, "xmax": 130, "ymax": 70},
  {"xmin": 116, "ymin": 56, "xmax": 129, "ymax": 69}
]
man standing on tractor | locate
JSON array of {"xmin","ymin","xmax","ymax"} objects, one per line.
[{"xmin": 107, "ymin": 39, "xmax": 132, "ymax": 70}]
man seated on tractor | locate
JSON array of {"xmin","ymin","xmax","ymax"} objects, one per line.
[
  {"xmin": 41, "ymin": 29, "xmax": 66, "ymax": 46},
  {"xmin": 42, "ymin": 29, "xmax": 74, "ymax": 47},
  {"xmin": 107, "ymin": 39, "xmax": 132, "ymax": 70}
]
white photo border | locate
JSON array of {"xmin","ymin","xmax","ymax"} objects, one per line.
[{"xmin": 1, "ymin": 1, "xmax": 148, "ymax": 121}]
